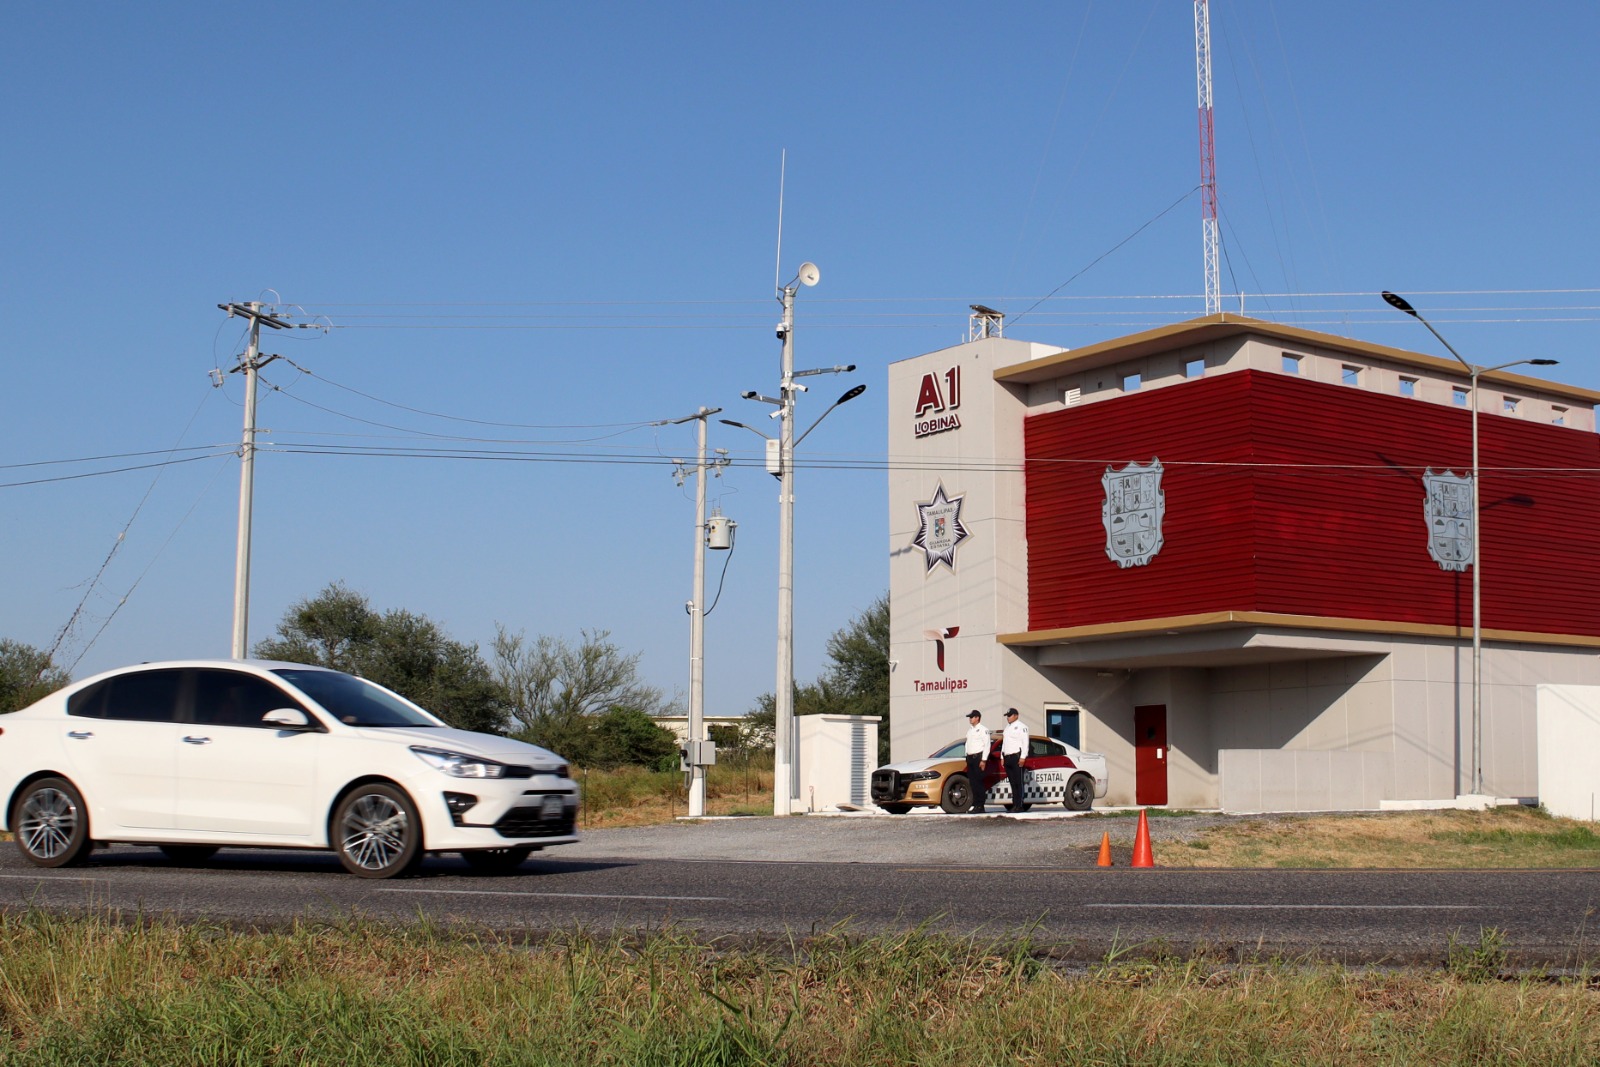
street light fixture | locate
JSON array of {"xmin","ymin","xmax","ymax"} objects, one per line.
[
  {"xmin": 1382, "ymin": 292, "xmax": 1559, "ymax": 796},
  {"xmin": 731, "ymin": 263, "xmax": 864, "ymax": 815}
]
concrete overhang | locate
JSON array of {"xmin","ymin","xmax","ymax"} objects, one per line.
[
  {"xmin": 991, "ymin": 313, "xmax": 1600, "ymax": 405},
  {"xmin": 998, "ymin": 610, "xmax": 1600, "ymax": 670}
]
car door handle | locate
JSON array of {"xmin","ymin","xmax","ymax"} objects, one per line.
[
  {"xmin": 67, "ymin": 730, "xmax": 94, "ymax": 740},
  {"xmin": 182, "ymin": 736, "xmax": 212, "ymax": 745}
]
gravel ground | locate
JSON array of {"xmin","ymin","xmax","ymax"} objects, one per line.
[{"xmin": 561, "ymin": 807, "xmax": 1266, "ymax": 866}]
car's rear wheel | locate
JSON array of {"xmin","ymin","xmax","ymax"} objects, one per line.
[
  {"xmin": 939, "ymin": 775, "xmax": 974, "ymax": 814},
  {"xmin": 334, "ymin": 784, "xmax": 423, "ymax": 878},
  {"xmin": 460, "ymin": 847, "xmax": 534, "ymax": 873},
  {"xmin": 159, "ymin": 844, "xmax": 220, "ymax": 864},
  {"xmin": 879, "ymin": 803, "xmax": 912, "ymax": 815},
  {"xmin": 13, "ymin": 778, "xmax": 93, "ymax": 868},
  {"xmin": 1064, "ymin": 774, "xmax": 1095, "ymax": 812}
]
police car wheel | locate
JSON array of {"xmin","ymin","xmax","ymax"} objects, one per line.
[
  {"xmin": 1065, "ymin": 774, "xmax": 1094, "ymax": 812},
  {"xmin": 939, "ymin": 776, "xmax": 974, "ymax": 814}
]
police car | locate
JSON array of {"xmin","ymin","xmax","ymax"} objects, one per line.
[{"xmin": 870, "ymin": 734, "xmax": 1108, "ymax": 814}]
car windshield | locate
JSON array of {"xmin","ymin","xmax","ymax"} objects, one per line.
[
  {"xmin": 931, "ymin": 741, "xmax": 966, "ymax": 759},
  {"xmin": 273, "ymin": 669, "xmax": 441, "ymax": 728}
]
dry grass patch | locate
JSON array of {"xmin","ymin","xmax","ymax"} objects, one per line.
[
  {"xmin": 1159, "ymin": 805, "xmax": 1600, "ymax": 868},
  {"xmin": 1, "ymin": 913, "xmax": 1597, "ymax": 1066},
  {"xmin": 574, "ymin": 761, "xmax": 775, "ymax": 829}
]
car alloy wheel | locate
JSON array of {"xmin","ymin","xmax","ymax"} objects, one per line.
[
  {"xmin": 939, "ymin": 775, "xmax": 974, "ymax": 814},
  {"xmin": 1065, "ymin": 774, "xmax": 1094, "ymax": 812},
  {"xmin": 14, "ymin": 777, "xmax": 93, "ymax": 868},
  {"xmin": 334, "ymin": 784, "xmax": 423, "ymax": 878}
]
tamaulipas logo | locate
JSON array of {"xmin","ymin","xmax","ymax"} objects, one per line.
[
  {"xmin": 917, "ymin": 626, "xmax": 969, "ymax": 693},
  {"xmin": 912, "ymin": 484, "xmax": 970, "ymax": 572}
]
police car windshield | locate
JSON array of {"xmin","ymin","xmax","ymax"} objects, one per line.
[
  {"xmin": 273, "ymin": 669, "xmax": 440, "ymax": 728},
  {"xmin": 932, "ymin": 741, "xmax": 967, "ymax": 759}
]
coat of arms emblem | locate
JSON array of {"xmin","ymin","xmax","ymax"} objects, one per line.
[
  {"xmin": 1102, "ymin": 459, "xmax": 1165, "ymax": 568},
  {"xmin": 1422, "ymin": 468, "xmax": 1474, "ymax": 572}
]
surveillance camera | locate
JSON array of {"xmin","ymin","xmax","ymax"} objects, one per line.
[
  {"xmin": 740, "ymin": 390, "xmax": 759, "ymax": 400},
  {"xmin": 775, "ymin": 322, "xmax": 789, "ymax": 339}
]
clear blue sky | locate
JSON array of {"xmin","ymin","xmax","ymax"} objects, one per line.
[{"xmin": 4, "ymin": 2, "xmax": 1596, "ymax": 719}]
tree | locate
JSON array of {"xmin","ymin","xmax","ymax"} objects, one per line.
[
  {"xmin": 0, "ymin": 640, "xmax": 71, "ymax": 713},
  {"xmin": 585, "ymin": 706, "xmax": 679, "ymax": 771},
  {"xmin": 749, "ymin": 592, "xmax": 891, "ymax": 760},
  {"xmin": 492, "ymin": 625, "xmax": 674, "ymax": 761},
  {"xmin": 254, "ymin": 583, "xmax": 506, "ymax": 734}
]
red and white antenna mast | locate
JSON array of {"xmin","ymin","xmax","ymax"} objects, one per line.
[{"xmin": 1195, "ymin": 0, "xmax": 1221, "ymax": 315}]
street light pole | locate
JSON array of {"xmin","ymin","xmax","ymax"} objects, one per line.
[
  {"xmin": 726, "ymin": 262, "xmax": 861, "ymax": 816},
  {"xmin": 1381, "ymin": 292, "xmax": 1557, "ymax": 795}
]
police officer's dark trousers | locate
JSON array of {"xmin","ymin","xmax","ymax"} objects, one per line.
[{"xmin": 965, "ymin": 753, "xmax": 986, "ymax": 812}]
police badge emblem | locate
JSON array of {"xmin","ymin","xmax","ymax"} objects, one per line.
[
  {"xmin": 1422, "ymin": 468, "xmax": 1474, "ymax": 572},
  {"xmin": 912, "ymin": 483, "xmax": 971, "ymax": 573},
  {"xmin": 1102, "ymin": 459, "xmax": 1166, "ymax": 568}
]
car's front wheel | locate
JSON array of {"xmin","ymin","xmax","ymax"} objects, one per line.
[
  {"xmin": 13, "ymin": 777, "xmax": 93, "ymax": 868},
  {"xmin": 334, "ymin": 784, "xmax": 423, "ymax": 878},
  {"xmin": 460, "ymin": 847, "xmax": 534, "ymax": 873},
  {"xmin": 1064, "ymin": 774, "xmax": 1095, "ymax": 812},
  {"xmin": 939, "ymin": 775, "xmax": 974, "ymax": 814}
]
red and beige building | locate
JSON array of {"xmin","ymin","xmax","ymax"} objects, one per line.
[{"xmin": 888, "ymin": 314, "xmax": 1600, "ymax": 810}]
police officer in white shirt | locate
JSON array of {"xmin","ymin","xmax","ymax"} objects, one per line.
[
  {"xmin": 963, "ymin": 710, "xmax": 990, "ymax": 813},
  {"xmin": 1001, "ymin": 707, "xmax": 1029, "ymax": 813}
]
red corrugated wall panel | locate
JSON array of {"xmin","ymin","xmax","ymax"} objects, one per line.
[{"xmin": 1023, "ymin": 370, "xmax": 1600, "ymax": 637}]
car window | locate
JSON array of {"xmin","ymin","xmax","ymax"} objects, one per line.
[
  {"xmin": 1030, "ymin": 738, "xmax": 1067, "ymax": 758},
  {"xmin": 191, "ymin": 669, "xmax": 311, "ymax": 728},
  {"xmin": 94, "ymin": 669, "xmax": 185, "ymax": 723},
  {"xmin": 273, "ymin": 669, "xmax": 440, "ymax": 728},
  {"xmin": 930, "ymin": 741, "xmax": 965, "ymax": 759},
  {"xmin": 66, "ymin": 678, "xmax": 110, "ymax": 718}
]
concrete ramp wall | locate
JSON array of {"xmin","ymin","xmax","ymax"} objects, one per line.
[
  {"xmin": 1219, "ymin": 749, "xmax": 1392, "ymax": 813},
  {"xmin": 1536, "ymin": 685, "xmax": 1600, "ymax": 822}
]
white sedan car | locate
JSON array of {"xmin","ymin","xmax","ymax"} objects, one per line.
[{"xmin": 0, "ymin": 659, "xmax": 578, "ymax": 878}]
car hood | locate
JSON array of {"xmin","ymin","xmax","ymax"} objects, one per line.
[
  {"xmin": 875, "ymin": 757, "xmax": 953, "ymax": 775},
  {"xmin": 350, "ymin": 726, "xmax": 566, "ymax": 767}
]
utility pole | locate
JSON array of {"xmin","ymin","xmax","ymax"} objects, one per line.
[
  {"xmin": 218, "ymin": 302, "xmax": 292, "ymax": 659},
  {"xmin": 668, "ymin": 407, "xmax": 731, "ymax": 817}
]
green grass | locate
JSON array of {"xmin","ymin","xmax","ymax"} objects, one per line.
[{"xmin": 0, "ymin": 911, "xmax": 1596, "ymax": 1066}]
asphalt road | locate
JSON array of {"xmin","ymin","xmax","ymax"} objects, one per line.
[{"xmin": 3, "ymin": 811, "xmax": 1597, "ymax": 966}]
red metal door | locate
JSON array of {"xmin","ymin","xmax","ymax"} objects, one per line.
[{"xmin": 1134, "ymin": 704, "xmax": 1168, "ymax": 806}]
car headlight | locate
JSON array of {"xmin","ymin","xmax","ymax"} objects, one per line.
[
  {"xmin": 411, "ymin": 746, "xmax": 511, "ymax": 778},
  {"xmin": 903, "ymin": 770, "xmax": 941, "ymax": 781}
]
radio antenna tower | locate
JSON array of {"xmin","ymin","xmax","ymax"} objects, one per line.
[{"xmin": 1195, "ymin": 0, "xmax": 1221, "ymax": 315}]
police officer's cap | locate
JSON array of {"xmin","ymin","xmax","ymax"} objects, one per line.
[
  {"xmin": 966, "ymin": 709, "xmax": 981, "ymax": 719},
  {"xmin": 1004, "ymin": 707, "xmax": 1019, "ymax": 718}
]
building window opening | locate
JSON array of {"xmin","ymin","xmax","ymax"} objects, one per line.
[
  {"xmin": 1045, "ymin": 706, "xmax": 1081, "ymax": 749},
  {"xmin": 1281, "ymin": 353, "xmax": 1303, "ymax": 374},
  {"xmin": 1553, "ymin": 405, "xmax": 1568, "ymax": 426},
  {"xmin": 1122, "ymin": 371, "xmax": 1142, "ymax": 392},
  {"xmin": 1399, "ymin": 376, "xmax": 1417, "ymax": 398},
  {"xmin": 1452, "ymin": 386, "xmax": 1469, "ymax": 407},
  {"xmin": 1341, "ymin": 365, "xmax": 1360, "ymax": 386},
  {"xmin": 1503, "ymin": 396, "xmax": 1520, "ymax": 415},
  {"xmin": 1184, "ymin": 357, "xmax": 1205, "ymax": 379}
]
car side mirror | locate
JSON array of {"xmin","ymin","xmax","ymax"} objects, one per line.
[{"xmin": 262, "ymin": 707, "xmax": 312, "ymax": 730}]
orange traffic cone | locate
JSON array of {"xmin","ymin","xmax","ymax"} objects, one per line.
[
  {"xmin": 1130, "ymin": 809, "xmax": 1156, "ymax": 868},
  {"xmin": 1096, "ymin": 831, "xmax": 1114, "ymax": 867}
]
